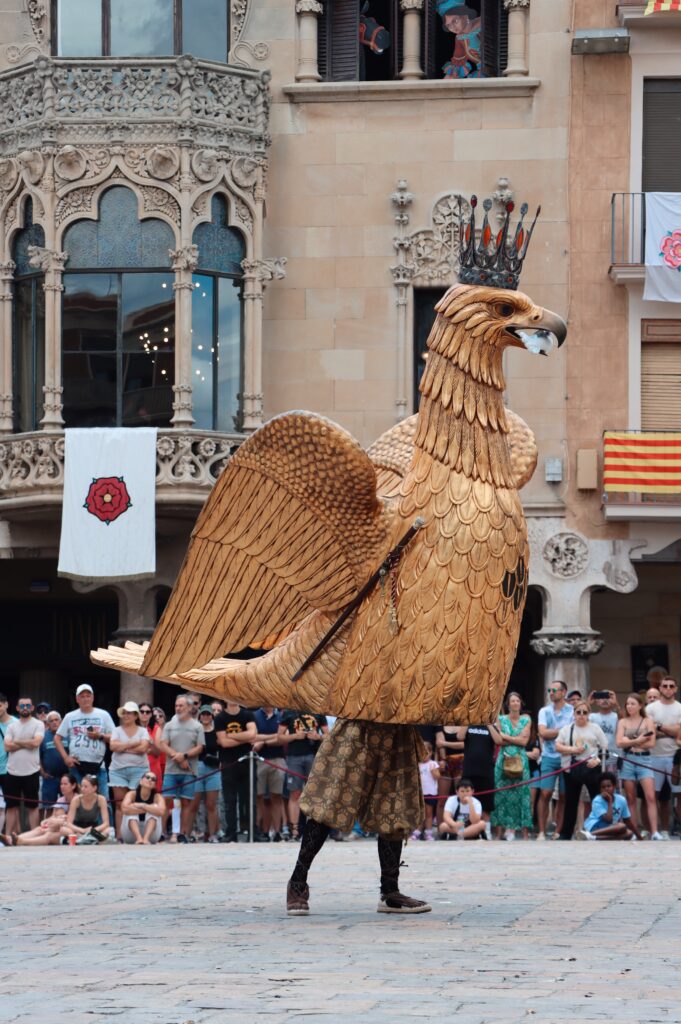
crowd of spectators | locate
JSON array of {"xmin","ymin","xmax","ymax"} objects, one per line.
[{"xmin": 1, "ymin": 677, "xmax": 680, "ymax": 848}]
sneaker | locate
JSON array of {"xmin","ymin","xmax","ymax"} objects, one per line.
[
  {"xmin": 536, "ymin": 832, "xmax": 546, "ymax": 841},
  {"xmin": 484, "ymin": 822, "xmax": 492, "ymax": 841},
  {"xmin": 272, "ymin": 831, "xmax": 282, "ymax": 843},
  {"xmin": 286, "ymin": 881, "xmax": 310, "ymax": 916},
  {"xmin": 280, "ymin": 825, "xmax": 290, "ymax": 841},
  {"xmin": 424, "ymin": 829, "xmax": 435, "ymax": 841},
  {"xmin": 377, "ymin": 891, "xmax": 432, "ymax": 914},
  {"xmin": 207, "ymin": 834, "xmax": 220, "ymax": 844},
  {"xmin": 176, "ymin": 833, "xmax": 189, "ymax": 844},
  {"xmin": 410, "ymin": 829, "xmax": 422, "ymax": 841},
  {"xmin": 651, "ymin": 831, "xmax": 664, "ymax": 841},
  {"xmin": 630, "ymin": 834, "xmax": 638, "ymax": 841},
  {"xmin": 640, "ymin": 830, "xmax": 650, "ymax": 840},
  {"xmin": 504, "ymin": 830, "xmax": 515, "ymax": 842},
  {"xmin": 576, "ymin": 830, "xmax": 595, "ymax": 841},
  {"xmin": 660, "ymin": 831, "xmax": 670, "ymax": 840}
]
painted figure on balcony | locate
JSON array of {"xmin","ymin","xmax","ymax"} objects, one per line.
[
  {"xmin": 359, "ymin": 1, "xmax": 391, "ymax": 80},
  {"xmin": 438, "ymin": 1, "xmax": 482, "ymax": 79}
]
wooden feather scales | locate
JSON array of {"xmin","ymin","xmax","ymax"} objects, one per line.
[{"xmin": 92, "ymin": 284, "xmax": 562, "ymax": 725}]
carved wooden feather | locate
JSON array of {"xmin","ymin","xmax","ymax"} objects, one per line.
[{"xmin": 91, "ymin": 285, "xmax": 563, "ymax": 725}]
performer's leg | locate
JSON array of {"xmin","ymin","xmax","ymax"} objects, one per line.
[
  {"xmin": 376, "ymin": 837, "xmax": 432, "ymax": 914},
  {"xmin": 286, "ymin": 818, "xmax": 330, "ymax": 915}
]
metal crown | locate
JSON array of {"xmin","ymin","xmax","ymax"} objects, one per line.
[{"xmin": 458, "ymin": 195, "xmax": 541, "ymax": 291}]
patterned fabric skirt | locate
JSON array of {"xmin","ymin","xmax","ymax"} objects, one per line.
[{"xmin": 299, "ymin": 719, "xmax": 426, "ymax": 841}]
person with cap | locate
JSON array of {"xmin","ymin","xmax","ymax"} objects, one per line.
[
  {"xmin": 35, "ymin": 701, "xmax": 52, "ymax": 723},
  {"xmin": 54, "ymin": 684, "xmax": 115, "ymax": 799},
  {"xmin": 109, "ymin": 701, "xmax": 151, "ymax": 838},
  {"xmin": 189, "ymin": 705, "xmax": 222, "ymax": 842},
  {"xmin": 437, "ymin": 2, "xmax": 482, "ymax": 79},
  {"xmin": 39, "ymin": 710, "xmax": 68, "ymax": 813}
]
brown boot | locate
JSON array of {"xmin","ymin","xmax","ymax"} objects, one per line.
[
  {"xmin": 286, "ymin": 880, "xmax": 310, "ymax": 916},
  {"xmin": 377, "ymin": 891, "xmax": 431, "ymax": 914}
]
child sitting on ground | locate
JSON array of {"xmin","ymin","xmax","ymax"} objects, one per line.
[
  {"xmin": 579, "ymin": 772, "xmax": 641, "ymax": 841},
  {"xmin": 411, "ymin": 742, "xmax": 440, "ymax": 841},
  {"xmin": 438, "ymin": 777, "xmax": 486, "ymax": 840}
]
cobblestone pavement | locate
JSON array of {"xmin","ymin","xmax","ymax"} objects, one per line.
[{"xmin": 1, "ymin": 841, "xmax": 679, "ymax": 1024}]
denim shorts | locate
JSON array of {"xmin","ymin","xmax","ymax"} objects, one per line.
[
  {"xmin": 193, "ymin": 761, "xmax": 221, "ymax": 795},
  {"xmin": 108, "ymin": 765, "xmax": 149, "ymax": 790},
  {"xmin": 648, "ymin": 755, "xmax": 674, "ymax": 793},
  {"xmin": 538, "ymin": 753, "xmax": 565, "ymax": 792},
  {"xmin": 286, "ymin": 754, "xmax": 315, "ymax": 792},
  {"xmin": 619, "ymin": 754, "xmax": 654, "ymax": 783},
  {"xmin": 162, "ymin": 772, "xmax": 196, "ymax": 800}
]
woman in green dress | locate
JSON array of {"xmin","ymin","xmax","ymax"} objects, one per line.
[{"xmin": 490, "ymin": 693, "xmax": 533, "ymax": 840}]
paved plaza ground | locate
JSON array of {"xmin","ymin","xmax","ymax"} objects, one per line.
[{"xmin": 1, "ymin": 841, "xmax": 679, "ymax": 1024}]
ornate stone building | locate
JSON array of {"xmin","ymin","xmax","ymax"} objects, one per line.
[{"xmin": 0, "ymin": 0, "xmax": 670, "ymax": 713}]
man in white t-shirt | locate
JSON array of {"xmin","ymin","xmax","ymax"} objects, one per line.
[
  {"xmin": 55, "ymin": 684, "xmax": 115, "ymax": 799},
  {"xmin": 645, "ymin": 677, "xmax": 681, "ymax": 838},
  {"xmin": 3, "ymin": 697, "xmax": 44, "ymax": 833},
  {"xmin": 438, "ymin": 778, "xmax": 486, "ymax": 840}
]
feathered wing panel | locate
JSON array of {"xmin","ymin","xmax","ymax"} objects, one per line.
[
  {"xmin": 140, "ymin": 412, "xmax": 392, "ymax": 678},
  {"xmin": 505, "ymin": 409, "xmax": 538, "ymax": 490}
]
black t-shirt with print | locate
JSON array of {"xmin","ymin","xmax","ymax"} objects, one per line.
[
  {"xmin": 279, "ymin": 711, "xmax": 327, "ymax": 758},
  {"xmin": 199, "ymin": 728, "xmax": 220, "ymax": 767},
  {"xmin": 214, "ymin": 708, "xmax": 256, "ymax": 765},
  {"xmin": 462, "ymin": 725, "xmax": 495, "ymax": 778}
]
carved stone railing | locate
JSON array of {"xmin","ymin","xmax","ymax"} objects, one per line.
[
  {"xmin": 0, "ymin": 429, "xmax": 244, "ymax": 508},
  {"xmin": 0, "ymin": 56, "xmax": 270, "ymax": 158}
]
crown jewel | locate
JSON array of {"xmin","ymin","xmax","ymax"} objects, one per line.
[{"xmin": 458, "ymin": 195, "xmax": 540, "ymax": 291}]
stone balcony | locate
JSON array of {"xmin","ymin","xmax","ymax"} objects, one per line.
[
  {"xmin": 0, "ymin": 54, "xmax": 270, "ymax": 159},
  {"xmin": 0, "ymin": 429, "xmax": 244, "ymax": 512}
]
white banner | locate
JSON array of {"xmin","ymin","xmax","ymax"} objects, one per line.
[
  {"xmin": 643, "ymin": 192, "xmax": 681, "ymax": 303},
  {"xmin": 58, "ymin": 428, "xmax": 157, "ymax": 581}
]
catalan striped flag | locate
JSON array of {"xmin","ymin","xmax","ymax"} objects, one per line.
[
  {"xmin": 645, "ymin": 1, "xmax": 681, "ymax": 14},
  {"xmin": 604, "ymin": 432, "xmax": 681, "ymax": 493}
]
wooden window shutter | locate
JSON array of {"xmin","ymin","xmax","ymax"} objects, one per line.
[
  {"xmin": 641, "ymin": 321, "xmax": 681, "ymax": 430},
  {"xmin": 422, "ymin": 0, "xmax": 440, "ymax": 80},
  {"xmin": 642, "ymin": 79, "xmax": 681, "ymax": 192},
  {"xmin": 324, "ymin": 0, "xmax": 360, "ymax": 82},
  {"xmin": 481, "ymin": 0, "xmax": 508, "ymax": 77}
]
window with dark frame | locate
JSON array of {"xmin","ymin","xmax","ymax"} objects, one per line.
[
  {"xmin": 318, "ymin": 0, "xmax": 507, "ymax": 83},
  {"xmin": 52, "ymin": 0, "xmax": 230, "ymax": 61},
  {"xmin": 642, "ymin": 79, "xmax": 681, "ymax": 193},
  {"xmin": 12, "ymin": 199, "xmax": 46, "ymax": 434},
  {"xmin": 413, "ymin": 287, "xmax": 445, "ymax": 412}
]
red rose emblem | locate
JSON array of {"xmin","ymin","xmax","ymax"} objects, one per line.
[
  {"xmin": 84, "ymin": 476, "xmax": 132, "ymax": 525},
  {"xmin": 660, "ymin": 229, "xmax": 681, "ymax": 270}
]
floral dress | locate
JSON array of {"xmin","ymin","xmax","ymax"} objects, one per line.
[{"xmin": 490, "ymin": 714, "xmax": 533, "ymax": 831}]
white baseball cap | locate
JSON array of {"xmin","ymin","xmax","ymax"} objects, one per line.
[{"xmin": 76, "ymin": 684, "xmax": 94, "ymax": 696}]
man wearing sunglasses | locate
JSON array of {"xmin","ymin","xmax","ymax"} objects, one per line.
[
  {"xmin": 536, "ymin": 680, "xmax": 574, "ymax": 841},
  {"xmin": 645, "ymin": 677, "xmax": 681, "ymax": 838},
  {"xmin": 3, "ymin": 698, "xmax": 44, "ymax": 834}
]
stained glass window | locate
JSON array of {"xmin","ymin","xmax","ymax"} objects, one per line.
[
  {"xmin": 12, "ymin": 199, "xmax": 46, "ymax": 433},
  {"xmin": 63, "ymin": 187, "xmax": 174, "ymax": 270},
  {"xmin": 193, "ymin": 196, "xmax": 245, "ymax": 276}
]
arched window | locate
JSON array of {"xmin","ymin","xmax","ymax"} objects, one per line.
[
  {"xmin": 62, "ymin": 186, "xmax": 176, "ymax": 428},
  {"xmin": 12, "ymin": 199, "xmax": 46, "ymax": 433},
  {"xmin": 191, "ymin": 195, "xmax": 245, "ymax": 433},
  {"xmin": 318, "ymin": 0, "xmax": 507, "ymax": 82},
  {"xmin": 53, "ymin": 0, "xmax": 229, "ymax": 62}
]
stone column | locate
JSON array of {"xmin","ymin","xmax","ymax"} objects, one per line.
[
  {"xmin": 503, "ymin": 0, "xmax": 530, "ymax": 78},
  {"xmin": 170, "ymin": 245, "xmax": 199, "ymax": 428},
  {"xmin": 111, "ymin": 581, "xmax": 159, "ymax": 706},
  {"xmin": 400, "ymin": 0, "xmax": 424, "ymax": 81},
  {"xmin": 240, "ymin": 256, "xmax": 287, "ymax": 432},
  {"xmin": 295, "ymin": 0, "xmax": 324, "ymax": 83},
  {"xmin": 28, "ymin": 247, "xmax": 67, "ymax": 430},
  {"xmin": 530, "ymin": 629, "xmax": 604, "ymax": 697},
  {"xmin": 389, "ymin": 180, "xmax": 414, "ymax": 421},
  {"xmin": 0, "ymin": 260, "xmax": 15, "ymax": 431}
]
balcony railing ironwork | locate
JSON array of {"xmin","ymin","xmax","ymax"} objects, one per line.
[
  {"xmin": 611, "ymin": 192, "xmax": 646, "ymax": 267},
  {"xmin": 0, "ymin": 429, "xmax": 244, "ymax": 509}
]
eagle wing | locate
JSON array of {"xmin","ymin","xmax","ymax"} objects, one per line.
[{"xmin": 139, "ymin": 412, "xmax": 392, "ymax": 678}]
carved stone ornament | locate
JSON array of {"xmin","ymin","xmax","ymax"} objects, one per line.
[
  {"xmin": 400, "ymin": 0, "xmax": 425, "ymax": 9},
  {"xmin": 192, "ymin": 149, "xmax": 221, "ymax": 182},
  {"xmin": 146, "ymin": 146, "xmax": 180, "ymax": 181},
  {"xmin": 392, "ymin": 192, "xmax": 472, "ymax": 285},
  {"xmin": 27, "ymin": 247, "xmax": 68, "ymax": 274},
  {"xmin": 231, "ymin": 0, "xmax": 249, "ymax": 45},
  {"xmin": 242, "ymin": 257, "xmax": 287, "ymax": 282},
  {"xmin": 5, "ymin": 43, "xmax": 43, "ymax": 65},
  {"xmin": 170, "ymin": 245, "xmax": 199, "ymax": 273},
  {"xmin": 17, "ymin": 149, "xmax": 44, "ymax": 185},
  {"xmin": 530, "ymin": 632, "xmax": 605, "ymax": 659},
  {"xmin": 296, "ymin": 0, "xmax": 324, "ymax": 12},
  {"xmin": 231, "ymin": 156, "xmax": 259, "ymax": 190},
  {"xmin": 54, "ymin": 146, "xmax": 88, "ymax": 182},
  {"xmin": 230, "ymin": 41, "xmax": 271, "ymax": 70},
  {"xmin": 504, "ymin": 0, "xmax": 530, "ymax": 8},
  {"xmin": 28, "ymin": 0, "xmax": 47, "ymax": 42},
  {"xmin": 0, "ymin": 159, "xmax": 19, "ymax": 192},
  {"xmin": 140, "ymin": 186, "xmax": 180, "ymax": 223},
  {"xmin": 543, "ymin": 533, "xmax": 589, "ymax": 579}
]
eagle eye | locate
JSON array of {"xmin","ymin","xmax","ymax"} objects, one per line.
[{"xmin": 495, "ymin": 302, "xmax": 514, "ymax": 318}]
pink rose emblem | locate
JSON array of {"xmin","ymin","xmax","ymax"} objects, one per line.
[
  {"xmin": 660, "ymin": 229, "xmax": 681, "ymax": 271},
  {"xmin": 83, "ymin": 476, "xmax": 132, "ymax": 525}
]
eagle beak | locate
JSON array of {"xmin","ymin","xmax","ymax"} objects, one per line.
[{"xmin": 506, "ymin": 308, "xmax": 567, "ymax": 356}]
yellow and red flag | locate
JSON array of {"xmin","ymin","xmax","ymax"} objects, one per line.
[
  {"xmin": 604, "ymin": 432, "xmax": 681, "ymax": 493},
  {"xmin": 645, "ymin": 1, "xmax": 681, "ymax": 14}
]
